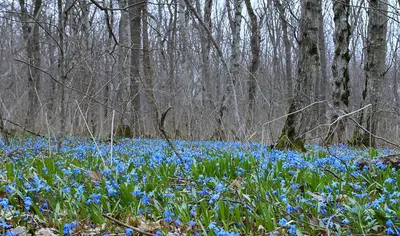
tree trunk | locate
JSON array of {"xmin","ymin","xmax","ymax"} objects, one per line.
[
  {"xmin": 0, "ymin": 108, "xmax": 9, "ymax": 146},
  {"xmin": 128, "ymin": 0, "xmax": 142, "ymax": 137},
  {"xmin": 244, "ymin": 0, "xmax": 260, "ymax": 132},
  {"xmin": 116, "ymin": 0, "xmax": 131, "ymax": 137},
  {"xmin": 316, "ymin": 1, "xmax": 328, "ymax": 123},
  {"xmin": 352, "ymin": 0, "xmax": 388, "ymax": 147},
  {"xmin": 201, "ymin": 0, "xmax": 214, "ymax": 112},
  {"xmin": 57, "ymin": 0, "xmax": 67, "ymax": 149},
  {"xmin": 19, "ymin": 0, "xmax": 42, "ymax": 131},
  {"xmin": 325, "ymin": 0, "xmax": 351, "ymax": 144},
  {"xmin": 142, "ymin": 1, "xmax": 159, "ymax": 136},
  {"xmin": 277, "ymin": 0, "xmax": 320, "ymax": 150},
  {"xmin": 224, "ymin": 0, "xmax": 243, "ymax": 140},
  {"xmin": 274, "ymin": 0, "xmax": 293, "ymax": 99}
]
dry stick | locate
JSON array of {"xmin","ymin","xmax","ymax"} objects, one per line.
[
  {"xmin": 159, "ymin": 106, "xmax": 185, "ymax": 165},
  {"xmin": 256, "ymin": 100, "xmax": 326, "ymax": 143},
  {"xmin": 348, "ymin": 116, "xmax": 400, "ymax": 148},
  {"xmin": 75, "ymin": 100, "xmax": 107, "ymax": 168},
  {"xmin": 102, "ymin": 213, "xmax": 154, "ymax": 236},
  {"xmin": 110, "ymin": 110, "xmax": 115, "ymax": 168}
]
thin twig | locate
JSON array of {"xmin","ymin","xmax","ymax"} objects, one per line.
[
  {"xmin": 348, "ymin": 116, "xmax": 400, "ymax": 148},
  {"xmin": 75, "ymin": 100, "xmax": 106, "ymax": 168},
  {"xmin": 102, "ymin": 213, "xmax": 154, "ymax": 236},
  {"xmin": 159, "ymin": 106, "xmax": 185, "ymax": 165},
  {"xmin": 3, "ymin": 118, "xmax": 43, "ymax": 137}
]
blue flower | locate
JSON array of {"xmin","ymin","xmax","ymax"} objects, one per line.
[
  {"xmin": 164, "ymin": 210, "xmax": 173, "ymax": 223},
  {"xmin": 5, "ymin": 232, "xmax": 18, "ymax": 236},
  {"xmin": 0, "ymin": 198, "xmax": 9, "ymax": 210},
  {"xmin": 385, "ymin": 227, "xmax": 395, "ymax": 235},
  {"xmin": 174, "ymin": 219, "xmax": 182, "ymax": 226},
  {"xmin": 342, "ymin": 218, "xmax": 350, "ymax": 224},
  {"xmin": 1, "ymin": 218, "xmax": 11, "ymax": 229},
  {"xmin": 288, "ymin": 224, "xmax": 296, "ymax": 235},
  {"xmin": 208, "ymin": 221, "xmax": 217, "ymax": 230},
  {"xmin": 142, "ymin": 195, "xmax": 150, "ymax": 205},
  {"xmin": 125, "ymin": 228, "xmax": 133, "ymax": 236},
  {"xmin": 278, "ymin": 218, "xmax": 287, "ymax": 227},
  {"xmin": 155, "ymin": 232, "xmax": 163, "ymax": 236},
  {"xmin": 63, "ymin": 223, "xmax": 74, "ymax": 235},
  {"xmin": 24, "ymin": 196, "xmax": 33, "ymax": 211},
  {"xmin": 125, "ymin": 228, "xmax": 134, "ymax": 236},
  {"xmin": 189, "ymin": 220, "xmax": 196, "ymax": 226},
  {"xmin": 386, "ymin": 219, "xmax": 393, "ymax": 227}
]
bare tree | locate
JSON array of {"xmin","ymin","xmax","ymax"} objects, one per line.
[
  {"xmin": 274, "ymin": 0, "xmax": 293, "ymax": 99},
  {"xmin": 142, "ymin": 0, "xmax": 159, "ymax": 136},
  {"xmin": 128, "ymin": 0, "xmax": 143, "ymax": 137},
  {"xmin": 352, "ymin": 0, "xmax": 388, "ymax": 147},
  {"xmin": 18, "ymin": 0, "xmax": 42, "ymax": 131},
  {"xmin": 278, "ymin": 0, "xmax": 320, "ymax": 149},
  {"xmin": 244, "ymin": 0, "xmax": 260, "ymax": 131},
  {"xmin": 325, "ymin": 0, "xmax": 351, "ymax": 144}
]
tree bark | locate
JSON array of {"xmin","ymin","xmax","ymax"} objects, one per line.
[
  {"xmin": 57, "ymin": 0, "xmax": 67, "ymax": 148},
  {"xmin": 116, "ymin": 0, "xmax": 131, "ymax": 137},
  {"xmin": 142, "ymin": 1, "xmax": 159, "ymax": 136},
  {"xmin": 274, "ymin": 0, "xmax": 293, "ymax": 99},
  {"xmin": 244, "ymin": 0, "xmax": 260, "ymax": 132},
  {"xmin": 201, "ymin": 0, "xmax": 214, "ymax": 112},
  {"xmin": 277, "ymin": 0, "xmax": 320, "ymax": 150},
  {"xmin": 352, "ymin": 0, "xmax": 388, "ymax": 147},
  {"xmin": 19, "ymin": 0, "xmax": 42, "ymax": 131},
  {"xmin": 316, "ymin": 1, "xmax": 328, "ymax": 123},
  {"xmin": 128, "ymin": 0, "xmax": 142, "ymax": 137},
  {"xmin": 224, "ymin": 0, "xmax": 243, "ymax": 139},
  {"xmin": 325, "ymin": 0, "xmax": 351, "ymax": 144}
]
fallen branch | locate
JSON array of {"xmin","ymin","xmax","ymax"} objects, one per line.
[{"xmin": 102, "ymin": 213, "xmax": 154, "ymax": 236}]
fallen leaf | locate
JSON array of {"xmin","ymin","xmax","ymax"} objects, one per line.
[
  {"xmin": 35, "ymin": 228, "xmax": 58, "ymax": 236},
  {"xmin": 307, "ymin": 191, "xmax": 327, "ymax": 202},
  {"xmin": 10, "ymin": 226, "xmax": 27, "ymax": 236}
]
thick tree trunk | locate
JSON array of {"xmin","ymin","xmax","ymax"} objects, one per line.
[
  {"xmin": 352, "ymin": 0, "xmax": 388, "ymax": 147},
  {"xmin": 116, "ymin": 0, "xmax": 131, "ymax": 137},
  {"xmin": 225, "ymin": 0, "xmax": 243, "ymax": 139},
  {"xmin": 277, "ymin": 0, "xmax": 320, "ymax": 150},
  {"xmin": 19, "ymin": 0, "xmax": 42, "ymax": 131},
  {"xmin": 325, "ymin": 0, "xmax": 351, "ymax": 144},
  {"xmin": 201, "ymin": 0, "xmax": 213, "ymax": 112},
  {"xmin": 244, "ymin": 0, "xmax": 260, "ymax": 132},
  {"xmin": 142, "ymin": 1, "xmax": 159, "ymax": 136},
  {"xmin": 317, "ymin": 1, "xmax": 328, "ymax": 123},
  {"xmin": 128, "ymin": 0, "xmax": 142, "ymax": 137}
]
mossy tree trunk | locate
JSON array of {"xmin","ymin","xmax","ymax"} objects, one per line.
[
  {"xmin": 351, "ymin": 0, "xmax": 388, "ymax": 147},
  {"xmin": 277, "ymin": 0, "xmax": 320, "ymax": 150}
]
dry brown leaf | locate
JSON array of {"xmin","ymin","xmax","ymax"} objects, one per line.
[
  {"xmin": 307, "ymin": 191, "xmax": 327, "ymax": 202},
  {"xmin": 87, "ymin": 169, "xmax": 102, "ymax": 183},
  {"xmin": 230, "ymin": 176, "xmax": 243, "ymax": 189},
  {"xmin": 336, "ymin": 194, "xmax": 349, "ymax": 203},
  {"xmin": 138, "ymin": 220, "xmax": 162, "ymax": 232},
  {"xmin": 35, "ymin": 228, "xmax": 58, "ymax": 236}
]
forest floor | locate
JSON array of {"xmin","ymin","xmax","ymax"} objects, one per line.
[{"xmin": 0, "ymin": 137, "xmax": 399, "ymax": 235}]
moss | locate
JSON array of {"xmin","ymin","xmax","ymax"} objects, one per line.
[{"xmin": 116, "ymin": 123, "xmax": 132, "ymax": 138}]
